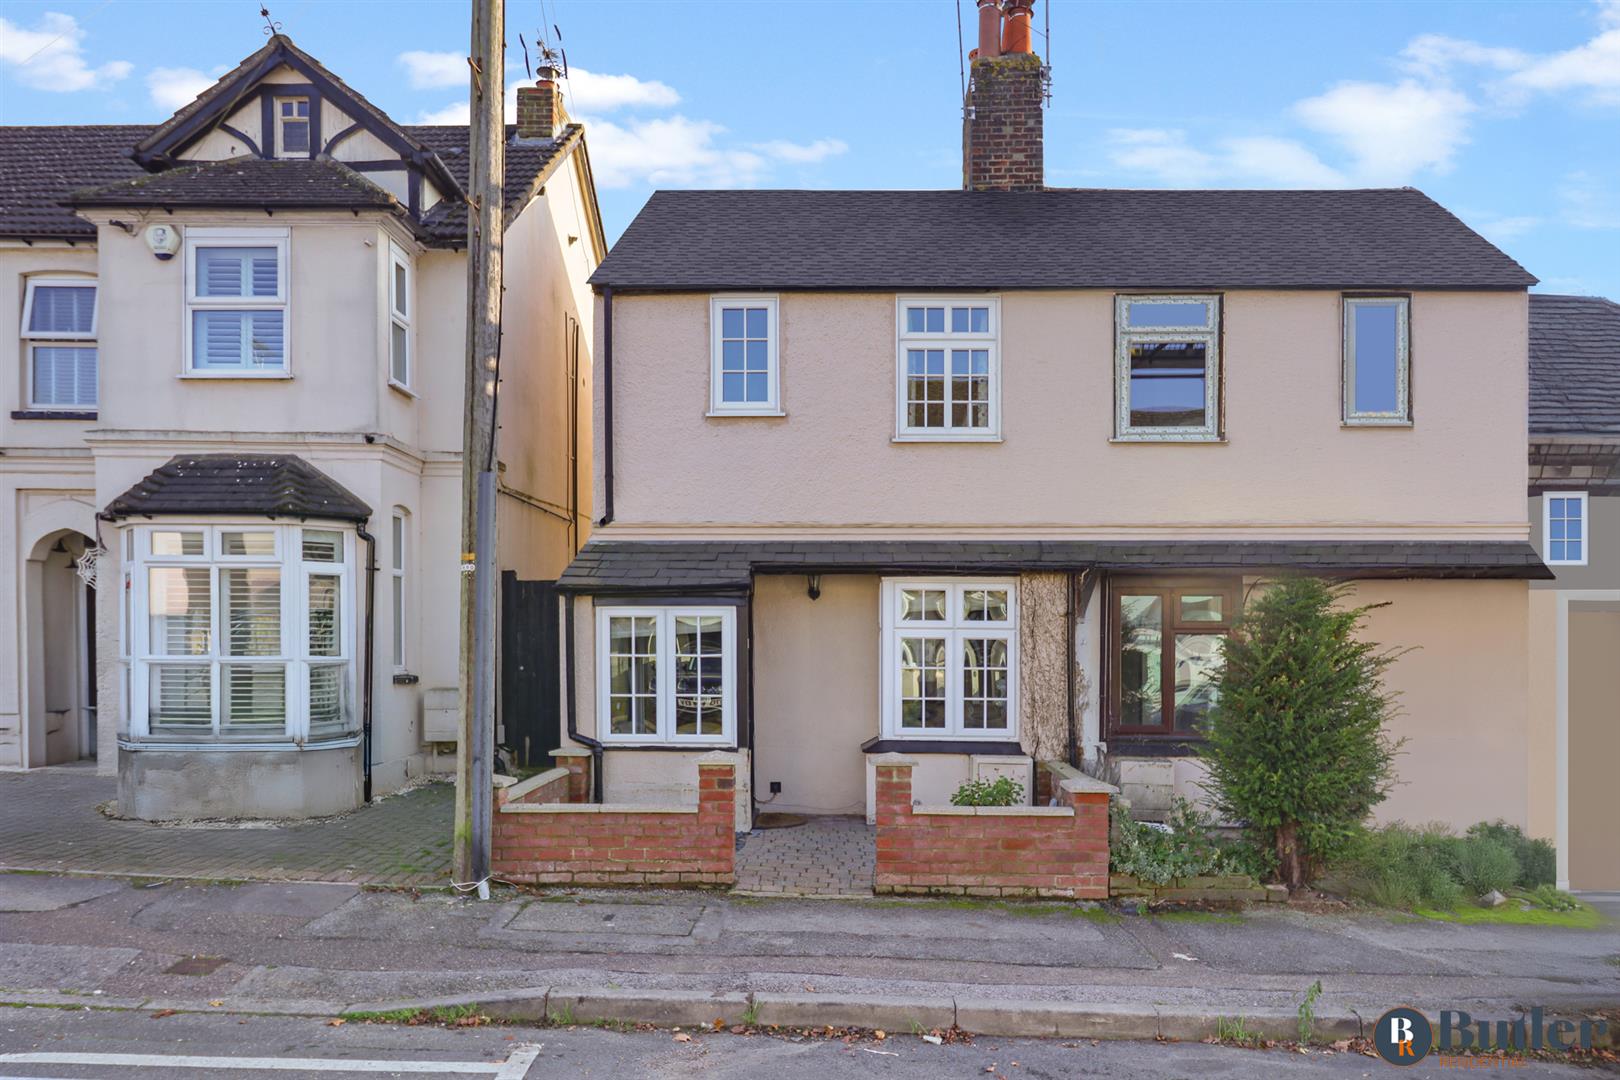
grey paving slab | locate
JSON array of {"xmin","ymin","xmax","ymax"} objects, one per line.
[
  {"xmin": 0, "ymin": 767, "xmax": 451, "ymax": 886},
  {"xmin": 0, "ymin": 942, "xmax": 143, "ymax": 993},
  {"xmin": 0, "ymin": 875, "xmax": 126, "ymax": 912},
  {"xmin": 505, "ymin": 898, "xmax": 704, "ymax": 936}
]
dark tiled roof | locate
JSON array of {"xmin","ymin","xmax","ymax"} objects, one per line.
[
  {"xmin": 558, "ymin": 539, "xmax": 1553, "ymax": 592},
  {"xmin": 0, "ymin": 125, "xmax": 150, "ymax": 240},
  {"xmin": 104, "ymin": 455, "xmax": 371, "ymax": 523},
  {"xmin": 590, "ymin": 188, "xmax": 1536, "ymax": 291},
  {"xmin": 1529, "ymin": 293, "xmax": 1620, "ymax": 436},
  {"xmin": 69, "ymin": 157, "xmax": 399, "ymax": 211},
  {"xmin": 410, "ymin": 123, "xmax": 581, "ymax": 247}
]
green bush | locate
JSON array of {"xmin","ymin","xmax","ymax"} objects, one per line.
[
  {"xmin": 1447, "ymin": 835, "xmax": 1519, "ymax": 897},
  {"xmin": 950, "ymin": 776, "xmax": 1024, "ymax": 807},
  {"xmin": 1109, "ymin": 799, "xmax": 1251, "ymax": 885},
  {"xmin": 1465, "ymin": 821, "xmax": 1556, "ymax": 888},
  {"xmin": 1200, "ymin": 577, "xmax": 1404, "ymax": 891},
  {"xmin": 1339, "ymin": 824, "xmax": 1465, "ymax": 910}
]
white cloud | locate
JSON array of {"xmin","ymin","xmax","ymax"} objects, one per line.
[
  {"xmin": 752, "ymin": 138, "xmax": 849, "ymax": 164},
  {"xmin": 398, "ymin": 50, "xmax": 464, "ymax": 90},
  {"xmin": 581, "ymin": 115, "xmax": 773, "ymax": 188},
  {"xmin": 146, "ymin": 66, "xmax": 214, "ymax": 111},
  {"xmin": 1504, "ymin": 24, "xmax": 1620, "ymax": 105},
  {"xmin": 1397, "ymin": 5, "xmax": 1620, "ymax": 109},
  {"xmin": 417, "ymin": 100, "xmax": 471, "ymax": 125},
  {"xmin": 565, "ymin": 68, "xmax": 678, "ymax": 112},
  {"xmin": 0, "ymin": 12, "xmax": 132, "ymax": 92},
  {"xmin": 1559, "ymin": 170, "xmax": 1620, "ymax": 229},
  {"xmin": 1104, "ymin": 129, "xmax": 1344, "ymax": 187},
  {"xmin": 1293, "ymin": 80, "xmax": 1474, "ymax": 183},
  {"xmin": 1400, "ymin": 34, "xmax": 1528, "ymax": 79},
  {"xmin": 1468, "ymin": 214, "xmax": 1541, "ymax": 243}
]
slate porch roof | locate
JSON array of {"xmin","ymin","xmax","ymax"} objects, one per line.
[
  {"xmin": 558, "ymin": 539, "xmax": 1553, "ymax": 593},
  {"xmin": 66, "ymin": 157, "xmax": 400, "ymax": 212},
  {"xmin": 103, "ymin": 455, "xmax": 371, "ymax": 523},
  {"xmin": 590, "ymin": 188, "xmax": 1537, "ymax": 292},
  {"xmin": 1529, "ymin": 293, "xmax": 1620, "ymax": 437}
]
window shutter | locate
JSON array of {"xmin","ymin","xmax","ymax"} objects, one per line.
[
  {"xmin": 251, "ymin": 251, "xmax": 280, "ymax": 297},
  {"xmin": 196, "ymin": 247, "xmax": 279, "ymax": 299},
  {"xmin": 31, "ymin": 345, "xmax": 97, "ymax": 407},
  {"xmin": 249, "ymin": 311, "xmax": 285, "ymax": 367}
]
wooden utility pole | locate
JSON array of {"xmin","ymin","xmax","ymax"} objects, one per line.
[{"xmin": 454, "ymin": 0, "xmax": 504, "ymax": 887}]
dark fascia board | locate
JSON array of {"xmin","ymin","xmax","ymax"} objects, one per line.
[
  {"xmin": 132, "ymin": 39, "xmax": 465, "ymax": 204},
  {"xmin": 591, "ymin": 282, "xmax": 1534, "ymax": 296}
]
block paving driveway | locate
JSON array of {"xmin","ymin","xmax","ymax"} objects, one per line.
[{"xmin": 0, "ymin": 765, "xmax": 451, "ymax": 886}]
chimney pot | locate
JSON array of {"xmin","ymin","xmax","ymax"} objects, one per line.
[
  {"xmin": 976, "ymin": 0, "xmax": 1002, "ymax": 60},
  {"xmin": 1001, "ymin": 0, "xmax": 1034, "ymax": 54}
]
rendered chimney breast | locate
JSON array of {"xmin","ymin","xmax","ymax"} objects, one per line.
[{"xmin": 962, "ymin": 0, "xmax": 1045, "ymax": 191}]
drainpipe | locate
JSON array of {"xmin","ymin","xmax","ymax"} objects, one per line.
[
  {"xmin": 1065, "ymin": 569, "xmax": 1078, "ymax": 771},
  {"xmin": 563, "ymin": 593, "xmax": 604, "ymax": 801},
  {"xmin": 357, "ymin": 523, "xmax": 377, "ymax": 802},
  {"xmin": 598, "ymin": 286, "xmax": 615, "ymax": 527}
]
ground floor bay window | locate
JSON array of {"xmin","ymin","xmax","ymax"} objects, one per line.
[
  {"xmin": 122, "ymin": 523, "xmax": 358, "ymax": 746},
  {"xmin": 1108, "ymin": 577, "xmax": 1237, "ymax": 737},
  {"xmin": 880, "ymin": 579, "xmax": 1019, "ymax": 741}
]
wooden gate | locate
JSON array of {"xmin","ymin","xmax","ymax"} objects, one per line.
[{"xmin": 500, "ymin": 572, "xmax": 560, "ymax": 769}]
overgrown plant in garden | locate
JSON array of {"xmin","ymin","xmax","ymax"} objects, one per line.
[
  {"xmin": 950, "ymin": 776, "xmax": 1025, "ymax": 807},
  {"xmin": 1108, "ymin": 798, "xmax": 1259, "ymax": 885},
  {"xmin": 1201, "ymin": 576, "xmax": 1403, "ymax": 892}
]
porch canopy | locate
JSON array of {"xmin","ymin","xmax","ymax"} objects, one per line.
[
  {"xmin": 558, "ymin": 539, "xmax": 1553, "ymax": 594},
  {"xmin": 103, "ymin": 455, "xmax": 371, "ymax": 522}
]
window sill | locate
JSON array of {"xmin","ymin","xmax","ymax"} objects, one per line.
[
  {"xmin": 11, "ymin": 409, "xmax": 96, "ymax": 421},
  {"xmin": 118, "ymin": 734, "xmax": 362, "ymax": 753},
  {"xmin": 596, "ymin": 741, "xmax": 739, "ymax": 752},
  {"xmin": 389, "ymin": 380, "xmax": 418, "ymax": 400},
  {"xmin": 892, "ymin": 432, "xmax": 1003, "ymax": 444},
  {"xmin": 1109, "ymin": 434, "xmax": 1225, "ymax": 444},
  {"xmin": 706, "ymin": 408, "xmax": 785, "ymax": 418},
  {"xmin": 862, "ymin": 736, "xmax": 1024, "ymax": 755},
  {"xmin": 1341, "ymin": 418, "xmax": 1413, "ymax": 428},
  {"xmin": 177, "ymin": 372, "xmax": 294, "ymax": 380}
]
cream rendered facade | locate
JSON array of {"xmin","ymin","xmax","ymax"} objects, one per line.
[
  {"xmin": 1, "ymin": 57, "xmax": 599, "ymax": 819},
  {"xmin": 562, "ymin": 286, "xmax": 1540, "ymax": 833}
]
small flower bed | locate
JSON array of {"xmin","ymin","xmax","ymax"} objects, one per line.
[{"xmin": 949, "ymin": 776, "xmax": 1025, "ymax": 807}]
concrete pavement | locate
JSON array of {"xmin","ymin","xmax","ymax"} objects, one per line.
[{"xmin": 0, "ymin": 871, "xmax": 1615, "ymax": 1042}]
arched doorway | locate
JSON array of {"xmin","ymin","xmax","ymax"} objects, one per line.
[{"xmin": 23, "ymin": 528, "xmax": 99, "ymax": 767}]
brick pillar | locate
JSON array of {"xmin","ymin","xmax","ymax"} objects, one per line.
[
  {"xmin": 515, "ymin": 77, "xmax": 563, "ymax": 140},
  {"xmin": 1062, "ymin": 779, "xmax": 1113, "ymax": 899},
  {"xmin": 553, "ymin": 747, "xmax": 592, "ymax": 803},
  {"xmin": 962, "ymin": 52, "xmax": 1044, "ymax": 191},
  {"xmin": 873, "ymin": 754, "xmax": 916, "ymax": 827},
  {"xmin": 696, "ymin": 751, "xmax": 739, "ymax": 884}
]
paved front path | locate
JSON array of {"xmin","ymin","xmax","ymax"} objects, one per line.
[
  {"xmin": 735, "ymin": 816, "xmax": 875, "ymax": 897},
  {"xmin": 0, "ymin": 766, "xmax": 451, "ymax": 886}
]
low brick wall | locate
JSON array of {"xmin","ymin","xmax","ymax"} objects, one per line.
[
  {"xmin": 873, "ymin": 754, "xmax": 1113, "ymax": 899},
  {"xmin": 492, "ymin": 751, "xmax": 737, "ymax": 887},
  {"xmin": 1109, "ymin": 873, "xmax": 1274, "ymax": 904}
]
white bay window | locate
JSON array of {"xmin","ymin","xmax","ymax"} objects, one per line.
[
  {"xmin": 880, "ymin": 579, "xmax": 1019, "ymax": 740},
  {"xmin": 596, "ymin": 606, "xmax": 736, "ymax": 745},
  {"xmin": 126, "ymin": 524, "xmax": 356, "ymax": 745}
]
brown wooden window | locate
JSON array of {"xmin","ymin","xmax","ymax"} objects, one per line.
[{"xmin": 1107, "ymin": 578, "xmax": 1238, "ymax": 736}]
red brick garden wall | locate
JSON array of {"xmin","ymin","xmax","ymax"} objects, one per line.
[
  {"xmin": 873, "ymin": 756, "xmax": 1110, "ymax": 899},
  {"xmin": 492, "ymin": 754, "xmax": 737, "ymax": 887}
]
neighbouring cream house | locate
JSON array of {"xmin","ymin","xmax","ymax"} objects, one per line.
[
  {"xmin": 556, "ymin": 3, "xmax": 1551, "ymax": 842},
  {"xmin": 1525, "ymin": 293, "xmax": 1619, "ymax": 891},
  {"xmin": 0, "ymin": 35, "xmax": 602, "ymax": 818}
]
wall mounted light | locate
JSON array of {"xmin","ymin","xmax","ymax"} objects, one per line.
[{"xmin": 807, "ymin": 574, "xmax": 822, "ymax": 601}]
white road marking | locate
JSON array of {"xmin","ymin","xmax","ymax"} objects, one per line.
[{"xmin": 0, "ymin": 1045, "xmax": 543, "ymax": 1076}]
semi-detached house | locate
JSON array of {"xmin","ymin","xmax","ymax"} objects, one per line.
[
  {"xmin": 556, "ymin": 6, "xmax": 1554, "ymax": 839},
  {"xmin": 0, "ymin": 35, "xmax": 603, "ymax": 820}
]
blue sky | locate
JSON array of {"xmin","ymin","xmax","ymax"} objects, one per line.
[{"xmin": 3, "ymin": 0, "xmax": 1616, "ymax": 297}]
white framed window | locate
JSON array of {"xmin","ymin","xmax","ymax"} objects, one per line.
[
  {"xmin": 709, "ymin": 295, "xmax": 780, "ymax": 415},
  {"xmin": 596, "ymin": 605, "xmax": 736, "ymax": 745},
  {"xmin": 388, "ymin": 243, "xmax": 412, "ymax": 389},
  {"xmin": 1544, "ymin": 492, "xmax": 1588, "ymax": 566},
  {"xmin": 1114, "ymin": 294, "xmax": 1221, "ymax": 441},
  {"xmin": 879, "ymin": 579, "xmax": 1019, "ymax": 740},
  {"xmin": 895, "ymin": 296, "xmax": 1000, "ymax": 441},
  {"xmin": 276, "ymin": 97, "xmax": 311, "ymax": 157},
  {"xmin": 390, "ymin": 509, "xmax": 408, "ymax": 668},
  {"xmin": 124, "ymin": 523, "xmax": 357, "ymax": 746},
  {"xmin": 1343, "ymin": 296, "xmax": 1411, "ymax": 424},
  {"xmin": 21, "ymin": 276, "xmax": 97, "ymax": 409},
  {"xmin": 184, "ymin": 228, "xmax": 289, "ymax": 375}
]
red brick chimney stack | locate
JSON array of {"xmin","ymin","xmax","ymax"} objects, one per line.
[
  {"xmin": 963, "ymin": 0, "xmax": 1045, "ymax": 191},
  {"xmin": 515, "ymin": 64, "xmax": 564, "ymax": 140}
]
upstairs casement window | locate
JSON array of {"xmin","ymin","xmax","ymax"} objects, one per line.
[
  {"xmin": 276, "ymin": 97, "xmax": 311, "ymax": 157},
  {"xmin": 879, "ymin": 580, "xmax": 1019, "ymax": 741},
  {"xmin": 896, "ymin": 297, "xmax": 1000, "ymax": 441},
  {"xmin": 596, "ymin": 606, "xmax": 737, "ymax": 745},
  {"xmin": 1114, "ymin": 295, "xmax": 1221, "ymax": 441},
  {"xmin": 185, "ymin": 229, "xmax": 289, "ymax": 375},
  {"xmin": 1343, "ymin": 296, "xmax": 1411, "ymax": 424},
  {"xmin": 125, "ymin": 524, "xmax": 357, "ymax": 746},
  {"xmin": 1109, "ymin": 579, "xmax": 1236, "ymax": 736},
  {"xmin": 709, "ymin": 296, "xmax": 779, "ymax": 415},
  {"xmin": 388, "ymin": 244, "xmax": 412, "ymax": 388},
  {"xmin": 1544, "ymin": 492, "xmax": 1588, "ymax": 566},
  {"xmin": 21, "ymin": 276, "xmax": 97, "ymax": 409}
]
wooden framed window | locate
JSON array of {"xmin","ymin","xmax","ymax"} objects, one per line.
[
  {"xmin": 1107, "ymin": 577, "xmax": 1237, "ymax": 736},
  {"xmin": 276, "ymin": 97, "xmax": 311, "ymax": 157}
]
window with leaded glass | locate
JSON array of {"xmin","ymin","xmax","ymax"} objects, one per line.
[{"xmin": 882, "ymin": 580, "xmax": 1018, "ymax": 739}]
